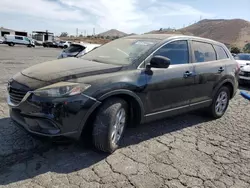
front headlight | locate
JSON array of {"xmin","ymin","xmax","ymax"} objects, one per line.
[{"xmin": 33, "ymin": 82, "xmax": 91, "ymax": 97}]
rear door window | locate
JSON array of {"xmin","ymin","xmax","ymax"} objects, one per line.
[
  {"xmin": 214, "ymin": 45, "xmax": 228, "ymax": 60},
  {"xmin": 154, "ymin": 40, "xmax": 189, "ymax": 65},
  {"xmin": 192, "ymin": 41, "xmax": 216, "ymax": 63}
]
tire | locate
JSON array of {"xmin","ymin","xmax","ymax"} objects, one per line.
[
  {"xmin": 207, "ymin": 86, "xmax": 230, "ymax": 119},
  {"xmin": 63, "ymin": 45, "xmax": 68, "ymax": 49},
  {"xmin": 92, "ymin": 98, "xmax": 128, "ymax": 153}
]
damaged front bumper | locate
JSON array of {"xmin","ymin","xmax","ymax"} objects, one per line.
[{"xmin": 8, "ymin": 92, "xmax": 101, "ymax": 140}]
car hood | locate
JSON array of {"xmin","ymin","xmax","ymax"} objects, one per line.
[
  {"xmin": 21, "ymin": 57, "xmax": 122, "ymax": 82},
  {"xmin": 236, "ymin": 60, "xmax": 250, "ymax": 67}
]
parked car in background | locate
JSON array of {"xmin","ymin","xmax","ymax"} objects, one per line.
[
  {"xmin": 7, "ymin": 34, "xmax": 239, "ymax": 153},
  {"xmin": 58, "ymin": 43, "xmax": 101, "ymax": 59},
  {"xmin": 57, "ymin": 41, "xmax": 71, "ymax": 49},
  {"xmin": 43, "ymin": 41, "xmax": 58, "ymax": 48},
  {"xmin": 0, "ymin": 37, "xmax": 4, "ymax": 44},
  {"xmin": 235, "ymin": 53, "xmax": 250, "ymax": 67},
  {"xmin": 239, "ymin": 65, "xmax": 250, "ymax": 84},
  {"xmin": 3, "ymin": 35, "xmax": 35, "ymax": 47}
]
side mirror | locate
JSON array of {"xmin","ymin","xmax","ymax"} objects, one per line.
[{"xmin": 149, "ymin": 56, "xmax": 171, "ymax": 69}]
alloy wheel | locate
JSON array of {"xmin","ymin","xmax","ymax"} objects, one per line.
[
  {"xmin": 111, "ymin": 108, "xmax": 126, "ymax": 144},
  {"xmin": 215, "ymin": 91, "xmax": 228, "ymax": 116}
]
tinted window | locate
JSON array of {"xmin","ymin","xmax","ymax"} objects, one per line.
[
  {"xmin": 154, "ymin": 40, "xmax": 189, "ymax": 65},
  {"xmin": 192, "ymin": 41, "xmax": 216, "ymax": 63},
  {"xmin": 214, "ymin": 45, "xmax": 228, "ymax": 60},
  {"xmin": 15, "ymin": 36, "xmax": 23, "ymax": 40},
  {"xmin": 64, "ymin": 44, "xmax": 85, "ymax": 53}
]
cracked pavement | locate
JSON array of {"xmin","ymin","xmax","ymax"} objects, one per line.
[{"xmin": 0, "ymin": 45, "xmax": 250, "ymax": 188}]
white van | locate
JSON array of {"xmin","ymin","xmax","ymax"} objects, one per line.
[{"xmin": 3, "ymin": 35, "xmax": 35, "ymax": 47}]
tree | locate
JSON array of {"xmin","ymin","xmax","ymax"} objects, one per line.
[
  {"xmin": 230, "ymin": 46, "xmax": 241, "ymax": 54},
  {"xmin": 60, "ymin": 32, "xmax": 68, "ymax": 37},
  {"xmin": 79, "ymin": 34, "xmax": 83, "ymax": 37},
  {"xmin": 243, "ymin": 43, "xmax": 250, "ymax": 53}
]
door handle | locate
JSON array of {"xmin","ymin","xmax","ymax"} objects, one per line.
[
  {"xmin": 218, "ymin": 67, "xmax": 225, "ymax": 73},
  {"xmin": 184, "ymin": 71, "xmax": 193, "ymax": 78}
]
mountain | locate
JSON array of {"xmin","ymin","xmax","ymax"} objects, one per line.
[
  {"xmin": 97, "ymin": 29, "xmax": 127, "ymax": 37},
  {"xmin": 180, "ymin": 19, "xmax": 250, "ymax": 47},
  {"xmin": 148, "ymin": 19, "xmax": 250, "ymax": 48}
]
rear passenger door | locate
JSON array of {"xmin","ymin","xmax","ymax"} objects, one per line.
[{"xmin": 191, "ymin": 41, "xmax": 228, "ymax": 104}]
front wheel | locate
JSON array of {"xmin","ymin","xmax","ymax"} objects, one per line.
[
  {"xmin": 207, "ymin": 86, "xmax": 230, "ymax": 118},
  {"xmin": 92, "ymin": 98, "xmax": 128, "ymax": 153}
]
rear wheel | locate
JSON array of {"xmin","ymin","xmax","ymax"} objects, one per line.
[
  {"xmin": 207, "ymin": 86, "xmax": 230, "ymax": 118},
  {"xmin": 92, "ymin": 98, "xmax": 128, "ymax": 153},
  {"xmin": 9, "ymin": 42, "xmax": 15, "ymax": 46}
]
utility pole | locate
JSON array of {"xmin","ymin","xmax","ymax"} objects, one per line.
[
  {"xmin": 76, "ymin": 28, "xmax": 78, "ymax": 37},
  {"xmin": 93, "ymin": 28, "xmax": 95, "ymax": 36}
]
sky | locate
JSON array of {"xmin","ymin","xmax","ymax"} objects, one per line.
[{"xmin": 0, "ymin": 0, "xmax": 250, "ymax": 36}]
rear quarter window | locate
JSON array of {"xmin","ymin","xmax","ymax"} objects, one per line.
[
  {"xmin": 192, "ymin": 41, "xmax": 216, "ymax": 63},
  {"xmin": 214, "ymin": 45, "xmax": 228, "ymax": 60}
]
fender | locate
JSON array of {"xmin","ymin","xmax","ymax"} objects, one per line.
[
  {"xmin": 98, "ymin": 89, "xmax": 145, "ymax": 120},
  {"xmin": 76, "ymin": 89, "xmax": 145, "ymax": 138},
  {"xmin": 212, "ymin": 78, "xmax": 235, "ymax": 99}
]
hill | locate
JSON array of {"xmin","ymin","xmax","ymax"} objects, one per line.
[
  {"xmin": 97, "ymin": 29, "xmax": 127, "ymax": 37},
  {"xmin": 148, "ymin": 19, "xmax": 250, "ymax": 48},
  {"xmin": 181, "ymin": 19, "xmax": 250, "ymax": 47}
]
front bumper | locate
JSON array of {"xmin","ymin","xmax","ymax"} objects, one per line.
[{"xmin": 8, "ymin": 92, "xmax": 101, "ymax": 140}]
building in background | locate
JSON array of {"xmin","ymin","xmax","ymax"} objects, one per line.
[
  {"xmin": 0, "ymin": 27, "xmax": 28, "ymax": 37},
  {"xmin": 32, "ymin": 31, "xmax": 54, "ymax": 42}
]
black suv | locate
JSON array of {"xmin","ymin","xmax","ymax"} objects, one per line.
[{"xmin": 7, "ymin": 34, "xmax": 239, "ymax": 153}]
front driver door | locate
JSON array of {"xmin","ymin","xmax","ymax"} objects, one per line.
[{"xmin": 143, "ymin": 40, "xmax": 195, "ymax": 120}]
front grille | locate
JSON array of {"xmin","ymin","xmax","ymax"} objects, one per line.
[
  {"xmin": 240, "ymin": 71, "xmax": 250, "ymax": 77},
  {"xmin": 9, "ymin": 87, "xmax": 27, "ymax": 104},
  {"xmin": 8, "ymin": 80, "xmax": 30, "ymax": 105}
]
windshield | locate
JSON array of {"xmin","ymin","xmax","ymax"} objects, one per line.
[
  {"xmin": 235, "ymin": 54, "xmax": 250, "ymax": 61},
  {"xmin": 81, "ymin": 38, "xmax": 159, "ymax": 65}
]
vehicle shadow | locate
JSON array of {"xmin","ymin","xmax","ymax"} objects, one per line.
[{"xmin": 0, "ymin": 112, "xmax": 212, "ymax": 185}]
